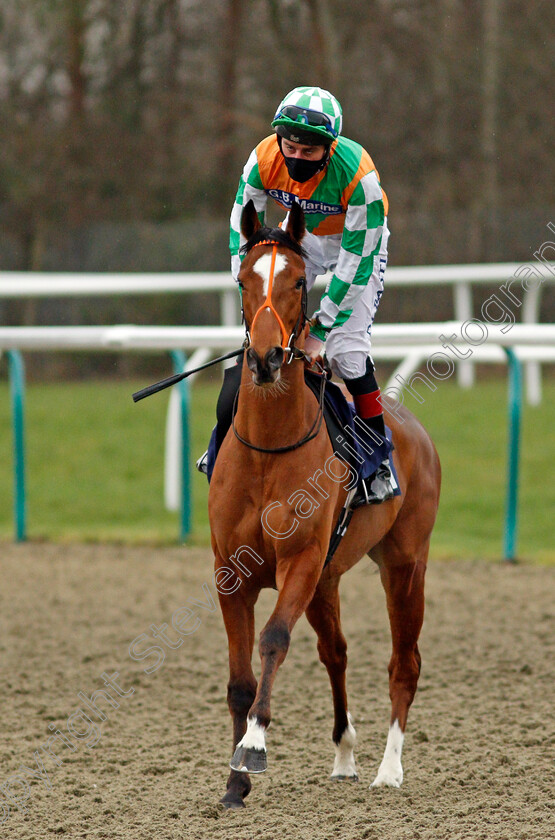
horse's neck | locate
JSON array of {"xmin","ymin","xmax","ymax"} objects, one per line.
[{"xmin": 235, "ymin": 360, "xmax": 313, "ymax": 450}]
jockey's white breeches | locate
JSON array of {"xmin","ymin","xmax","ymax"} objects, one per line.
[{"xmin": 302, "ymin": 219, "xmax": 390, "ymax": 379}]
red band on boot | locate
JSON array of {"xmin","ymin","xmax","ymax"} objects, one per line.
[{"xmin": 353, "ymin": 389, "xmax": 383, "ymax": 419}]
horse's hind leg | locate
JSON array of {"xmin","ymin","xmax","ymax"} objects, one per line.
[
  {"xmin": 305, "ymin": 577, "xmax": 358, "ymax": 780},
  {"xmin": 371, "ymin": 541, "xmax": 428, "ymax": 788}
]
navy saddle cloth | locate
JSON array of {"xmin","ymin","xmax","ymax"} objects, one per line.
[
  {"xmin": 303, "ymin": 370, "xmax": 400, "ymax": 493},
  {"xmin": 207, "ymin": 369, "xmax": 401, "ymax": 498}
]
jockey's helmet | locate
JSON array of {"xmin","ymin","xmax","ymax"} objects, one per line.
[{"xmin": 272, "ymin": 86, "xmax": 343, "ymax": 146}]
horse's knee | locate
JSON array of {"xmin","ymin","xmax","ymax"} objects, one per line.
[
  {"xmin": 227, "ymin": 679, "xmax": 256, "ymax": 717},
  {"xmin": 259, "ymin": 622, "xmax": 290, "ymax": 661}
]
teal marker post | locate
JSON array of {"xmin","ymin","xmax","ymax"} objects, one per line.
[
  {"xmin": 503, "ymin": 348, "xmax": 522, "ymax": 563},
  {"xmin": 169, "ymin": 350, "xmax": 191, "ymax": 541},
  {"xmin": 7, "ymin": 350, "xmax": 27, "ymax": 542}
]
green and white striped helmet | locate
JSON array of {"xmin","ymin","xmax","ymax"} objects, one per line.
[{"xmin": 272, "ymin": 86, "xmax": 343, "ymax": 144}]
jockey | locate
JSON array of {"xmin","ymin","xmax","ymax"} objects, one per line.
[{"xmin": 199, "ymin": 85, "xmax": 396, "ymax": 503}]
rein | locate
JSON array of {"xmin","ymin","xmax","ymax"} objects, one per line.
[{"xmin": 231, "ymin": 365, "xmax": 327, "ymax": 453}]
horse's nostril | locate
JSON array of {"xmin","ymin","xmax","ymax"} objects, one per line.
[
  {"xmin": 266, "ymin": 347, "xmax": 284, "ymax": 371},
  {"xmin": 246, "ymin": 348, "xmax": 259, "ymax": 372}
]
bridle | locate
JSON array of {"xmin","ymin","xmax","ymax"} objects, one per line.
[
  {"xmin": 242, "ymin": 240, "xmax": 307, "ymax": 363},
  {"xmin": 234, "ymin": 238, "xmax": 327, "ymax": 454}
]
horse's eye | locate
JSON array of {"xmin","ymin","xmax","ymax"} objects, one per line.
[
  {"xmin": 237, "ymin": 280, "xmax": 244, "ymax": 290},
  {"xmin": 296, "ymin": 277, "xmax": 306, "ymax": 289}
]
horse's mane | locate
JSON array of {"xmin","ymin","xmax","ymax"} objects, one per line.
[{"xmin": 240, "ymin": 226, "xmax": 306, "ymax": 258}]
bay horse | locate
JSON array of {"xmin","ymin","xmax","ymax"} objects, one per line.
[{"xmin": 208, "ymin": 200, "xmax": 441, "ymax": 809}]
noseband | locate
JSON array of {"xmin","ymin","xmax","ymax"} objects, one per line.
[{"xmin": 243, "ymin": 239, "xmax": 307, "ymax": 362}]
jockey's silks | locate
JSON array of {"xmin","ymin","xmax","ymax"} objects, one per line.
[{"xmin": 230, "ymin": 134, "xmax": 388, "ymax": 340}]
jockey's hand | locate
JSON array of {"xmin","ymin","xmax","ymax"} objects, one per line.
[{"xmin": 304, "ymin": 335, "xmax": 325, "ymax": 369}]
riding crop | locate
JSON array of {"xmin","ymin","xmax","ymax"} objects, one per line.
[{"xmin": 132, "ymin": 348, "xmax": 244, "ymax": 402}]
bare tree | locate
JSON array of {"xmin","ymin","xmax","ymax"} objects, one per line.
[
  {"xmin": 0, "ymin": 0, "xmax": 553, "ymax": 278},
  {"xmin": 305, "ymin": 0, "xmax": 340, "ymax": 91},
  {"xmin": 214, "ymin": 0, "xmax": 246, "ymax": 202},
  {"xmin": 481, "ymin": 0, "xmax": 502, "ymax": 259}
]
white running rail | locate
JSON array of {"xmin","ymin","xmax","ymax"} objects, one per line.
[{"xmin": 1, "ymin": 261, "xmax": 554, "ymax": 402}]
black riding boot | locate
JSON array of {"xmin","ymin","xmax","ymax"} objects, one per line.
[
  {"xmin": 196, "ymin": 359, "xmax": 242, "ymax": 474},
  {"xmin": 344, "ymin": 359, "xmax": 398, "ymax": 504}
]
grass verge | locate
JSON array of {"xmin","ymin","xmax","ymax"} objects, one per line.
[{"xmin": 0, "ymin": 375, "xmax": 553, "ymax": 563}]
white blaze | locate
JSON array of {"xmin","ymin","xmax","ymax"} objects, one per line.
[{"xmin": 253, "ymin": 251, "xmax": 287, "ymax": 297}]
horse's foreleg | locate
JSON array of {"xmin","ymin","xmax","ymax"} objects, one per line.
[
  {"xmin": 218, "ymin": 587, "xmax": 258, "ymax": 808},
  {"xmin": 371, "ymin": 550, "xmax": 427, "ymax": 788},
  {"xmin": 230, "ymin": 546, "xmax": 322, "ymax": 775},
  {"xmin": 305, "ymin": 578, "xmax": 358, "ymax": 780}
]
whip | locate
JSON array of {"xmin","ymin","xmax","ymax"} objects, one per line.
[{"xmin": 132, "ymin": 348, "xmax": 243, "ymax": 402}]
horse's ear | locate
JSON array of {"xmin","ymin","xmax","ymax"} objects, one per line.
[
  {"xmin": 285, "ymin": 201, "xmax": 306, "ymax": 246},
  {"xmin": 241, "ymin": 200, "xmax": 261, "ymax": 240}
]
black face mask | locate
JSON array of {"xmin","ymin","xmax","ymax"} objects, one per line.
[
  {"xmin": 277, "ymin": 136, "xmax": 330, "ymax": 183},
  {"xmin": 282, "ymin": 154, "xmax": 326, "ymax": 183}
]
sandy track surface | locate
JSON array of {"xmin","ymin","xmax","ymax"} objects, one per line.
[{"xmin": 0, "ymin": 543, "xmax": 553, "ymax": 839}]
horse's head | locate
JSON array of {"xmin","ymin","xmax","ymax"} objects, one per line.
[{"xmin": 239, "ymin": 200, "xmax": 308, "ymax": 386}]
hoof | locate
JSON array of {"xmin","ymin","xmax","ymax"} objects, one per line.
[
  {"xmin": 331, "ymin": 773, "xmax": 359, "ymax": 782},
  {"xmin": 370, "ymin": 769, "xmax": 403, "ymax": 788},
  {"xmin": 230, "ymin": 745, "xmax": 267, "ymax": 774},
  {"xmin": 219, "ymin": 794, "xmax": 246, "ymax": 810}
]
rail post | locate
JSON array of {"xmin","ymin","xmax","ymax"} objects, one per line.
[
  {"xmin": 169, "ymin": 350, "xmax": 191, "ymax": 541},
  {"xmin": 7, "ymin": 350, "xmax": 27, "ymax": 542},
  {"xmin": 453, "ymin": 281, "xmax": 474, "ymax": 388},
  {"xmin": 503, "ymin": 347, "xmax": 522, "ymax": 562}
]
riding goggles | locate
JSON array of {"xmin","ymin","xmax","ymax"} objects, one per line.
[{"xmin": 275, "ymin": 105, "xmax": 339, "ymax": 139}]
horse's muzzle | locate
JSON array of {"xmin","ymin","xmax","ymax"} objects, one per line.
[{"xmin": 246, "ymin": 346, "xmax": 284, "ymax": 384}]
